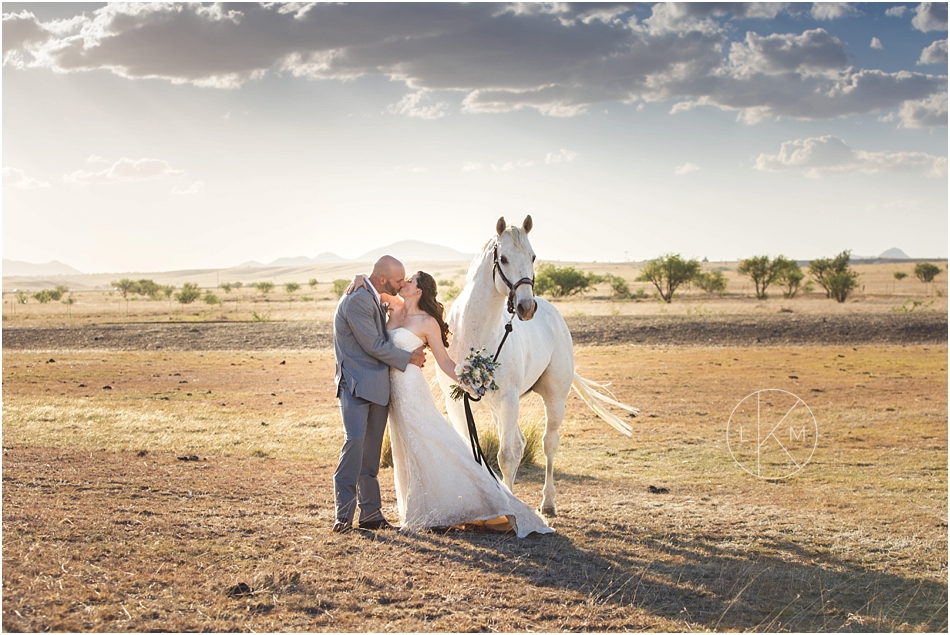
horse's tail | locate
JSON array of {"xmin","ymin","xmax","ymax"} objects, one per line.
[{"xmin": 571, "ymin": 373, "xmax": 638, "ymax": 437}]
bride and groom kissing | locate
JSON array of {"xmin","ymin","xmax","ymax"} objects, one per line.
[{"xmin": 332, "ymin": 254, "xmax": 553, "ymax": 538}]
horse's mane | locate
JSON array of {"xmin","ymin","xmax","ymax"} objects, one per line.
[{"xmin": 464, "ymin": 226, "xmax": 530, "ymax": 284}]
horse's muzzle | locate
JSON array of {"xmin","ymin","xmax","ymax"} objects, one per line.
[{"xmin": 516, "ymin": 299, "xmax": 538, "ymax": 321}]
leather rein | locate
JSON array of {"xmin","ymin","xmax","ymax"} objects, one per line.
[{"xmin": 492, "ymin": 241, "xmax": 536, "ymax": 316}]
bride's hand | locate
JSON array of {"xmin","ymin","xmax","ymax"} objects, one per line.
[{"xmin": 344, "ymin": 274, "xmax": 368, "ymax": 295}]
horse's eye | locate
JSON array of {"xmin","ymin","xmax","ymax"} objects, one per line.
[
  {"xmin": 500, "ymin": 256, "xmax": 508, "ymax": 265},
  {"xmin": 531, "ymin": 255, "xmax": 536, "ymax": 263}
]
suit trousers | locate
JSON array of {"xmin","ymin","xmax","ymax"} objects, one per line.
[{"xmin": 333, "ymin": 378, "xmax": 389, "ymax": 524}]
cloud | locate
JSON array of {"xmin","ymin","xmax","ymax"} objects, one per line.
[
  {"xmin": 2, "ymin": 3, "xmax": 946, "ymax": 124},
  {"xmin": 894, "ymin": 91, "xmax": 949, "ymax": 127},
  {"xmin": 887, "ymin": 6, "xmax": 909, "ymax": 17},
  {"xmin": 491, "ymin": 160, "xmax": 534, "ymax": 172},
  {"xmin": 912, "ymin": 2, "xmax": 948, "ymax": 32},
  {"xmin": 545, "ymin": 149, "xmax": 578, "ymax": 164},
  {"xmin": 919, "ymin": 39, "xmax": 949, "ymax": 64},
  {"xmin": 387, "ymin": 90, "xmax": 449, "ymax": 120},
  {"xmin": 674, "ymin": 162, "xmax": 700, "ymax": 175},
  {"xmin": 171, "ymin": 181, "xmax": 205, "ymax": 195},
  {"xmin": 461, "ymin": 162, "xmax": 484, "ymax": 172},
  {"xmin": 3, "ymin": 166, "xmax": 50, "ymax": 189},
  {"xmin": 870, "ymin": 37, "xmax": 884, "ymax": 50},
  {"xmin": 810, "ymin": 3, "xmax": 859, "ymax": 20},
  {"xmin": 754, "ymin": 135, "xmax": 947, "ymax": 177},
  {"xmin": 63, "ymin": 158, "xmax": 186, "ymax": 184}
]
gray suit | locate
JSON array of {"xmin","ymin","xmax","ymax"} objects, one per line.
[{"xmin": 332, "ymin": 284, "xmax": 412, "ymax": 524}]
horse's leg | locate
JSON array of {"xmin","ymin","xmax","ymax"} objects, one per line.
[
  {"xmin": 537, "ymin": 394, "xmax": 565, "ymax": 517},
  {"xmin": 493, "ymin": 392, "xmax": 525, "ymax": 492},
  {"xmin": 533, "ymin": 361, "xmax": 572, "ymax": 517}
]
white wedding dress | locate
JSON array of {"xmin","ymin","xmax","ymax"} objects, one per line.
[{"xmin": 387, "ymin": 328, "xmax": 554, "ymax": 538}]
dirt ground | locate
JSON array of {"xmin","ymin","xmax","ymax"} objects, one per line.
[
  {"xmin": 3, "ymin": 311, "xmax": 947, "ymax": 351},
  {"xmin": 3, "ymin": 313, "xmax": 947, "ymax": 632}
]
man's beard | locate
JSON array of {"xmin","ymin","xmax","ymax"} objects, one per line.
[{"xmin": 383, "ymin": 280, "xmax": 401, "ymax": 295}]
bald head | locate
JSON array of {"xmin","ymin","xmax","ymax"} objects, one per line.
[{"xmin": 369, "ymin": 255, "xmax": 406, "ymax": 295}]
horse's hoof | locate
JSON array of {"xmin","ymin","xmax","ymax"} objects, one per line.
[{"xmin": 540, "ymin": 506, "xmax": 557, "ymax": 518}]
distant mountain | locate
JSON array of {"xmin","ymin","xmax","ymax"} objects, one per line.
[
  {"xmin": 312, "ymin": 252, "xmax": 348, "ymax": 264},
  {"xmin": 354, "ymin": 240, "xmax": 475, "ymax": 262},
  {"xmin": 879, "ymin": 248, "xmax": 911, "ymax": 260},
  {"xmin": 268, "ymin": 252, "xmax": 348, "ymax": 266},
  {"xmin": 2, "ymin": 259, "xmax": 84, "ymax": 276},
  {"xmin": 237, "ymin": 260, "xmax": 267, "ymax": 268}
]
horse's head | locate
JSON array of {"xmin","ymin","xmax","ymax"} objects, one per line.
[{"xmin": 493, "ymin": 215, "xmax": 537, "ymax": 321}]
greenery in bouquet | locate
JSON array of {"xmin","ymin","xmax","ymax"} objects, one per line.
[{"xmin": 450, "ymin": 348, "xmax": 500, "ymax": 401}]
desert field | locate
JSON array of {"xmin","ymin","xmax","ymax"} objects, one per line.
[{"xmin": 2, "ymin": 260, "xmax": 947, "ymax": 632}]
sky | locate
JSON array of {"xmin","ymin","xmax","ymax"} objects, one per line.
[{"xmin": 2, "ymin": 2, "xmax": 948, "ymax": 274}]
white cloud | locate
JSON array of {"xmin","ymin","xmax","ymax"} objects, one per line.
[
  {"xmin": 63, "ymin": 158, "xmax": 186, "ymax": 184},
  {"xmin": 886, "ymin": 6, "xmax": 908, "ymax": 18},
  {"xmin": 86, "ymin": 154, "xmax": 108, "ymax": 164},
  {"xmin": 912, "ymin": 2, "xmax": 948, "ymax": 32},
  {"xmin": 919, "ymin": 39, "xmax": 949, "ymax": 64},
  {"xmin": 754, "ymin": 135, "xmax": 947, "ymax": 177},
  {"xmin": 728, "ymin": 29, "xmax": 849, "ymax": 75},
  {"xmin": 461, "ymin": 162, "xmax": 484, "ymax": 172},
  {"xmin": 387, "ymin": 90, "xmax": 449, "ymax": 120},
  {"xmin": 3, "ymin": 166, "xmax": 50, "ymax": 189},
  {"xmin": 895, "ymin": 92, "xmax": 949, "ymax": 128},
  {"xmin": 810, "ymin": 3, "xmax": 859, "ymax": 20},
  {"xmin": 2, "ymin": 3, "xmax": 946, "ymax": 124},
  {"xmin": 545, "ymin": 149, "xmax": 578, "ymax": 164},
  {"xmin": 674, "ymin": 162, "xmax": 700, "ymax": 175},
  {"xmin": 491, "ymin": 160, "xmax": 534, "ymax": 172},
  {"xmin": 171, "ymin": 181, "xmax": 205, "ymax": 195},
  {"xmin": 870, "ymin": 37, "xmax": 884, "ymax": 50}
]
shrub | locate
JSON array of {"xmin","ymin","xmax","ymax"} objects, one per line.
[
  {"xmin": 635, "ymin": 254, "xmax": 701, "ymax": 303},
  {"xmin": 893, "ymin": 271, "xmax": 908, "ymax": 281},
  {"xmin": 111, "ymin": 278, "xmax": 139, "ymax": 298},
  {"xmin": 332, "ymin": 279, "xmax": 349, "ymax": 298},
  {"xmin": 603, "ymin": 273, "xmax": 631, "ymax": 300},
  {"xmin": 914, "ymin": 262, "xmax": 942, "ymax": 283},
  {"xmin": 15, "ymin": 292, "xmax": 28, "ymax": 304},
  {"xmin": 534, "ymin": 264, "xmax": 600, "ymax": 298},
  {"xmin": 202, "ymin": 290, "xmax": 221, "ymax": 305},
  {"xmin": 825, "ymin": 270, "xmax": 860, "ymax": 303},
  {"xmin": 254, "ymin": 281, "xmax": 275, "ymax": 294},
  {"xmin": 136, "ymin": 279, "xmax": 162, "ymax": 299},
  {"xmin": 308, "ymin": 278, "xmax": 318, "ymax": 289},
  {"xmin": 285, "ymin": 282, "xmax": 300, "ymax": 296},
  {"xmin": 694, "ymin": 270, "xmax": 727, "ymax": 296},
  {"xmin": 737, "ymin": 255, "xmax": 796, "ymax": 300},
  {"xmin": 175, "ymin": 282, "xmax": 201, "ymax": 304},
  {"xmin": 772, "ymin": 258, "xmax": 810, "ymax": 299},
  {"xmin": 809, "ymin": 250, "xmax": 856, "ymax": 300},
  {"xmin": 441, "ymin": 285, "xmax": 462, "ymax": 302},
  {"xmin": 219, "ymin": 282, "xmax": 233, "ymax": 293},
  {"xmin": 32, "ymin": 290, "xmax": 54, "ymax": 303},
  {"xmin": 233, "ymin": 281, "xmax": 244, "ymax": 289}
]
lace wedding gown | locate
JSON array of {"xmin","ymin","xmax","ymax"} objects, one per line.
[{"xmin": 388, "ymin": 328, "xmax": 554, "ymax": 538}]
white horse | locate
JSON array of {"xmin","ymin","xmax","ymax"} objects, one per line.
[{"xmin": 436, "ymin": 215, "xmax": 638, "ymax": 517}]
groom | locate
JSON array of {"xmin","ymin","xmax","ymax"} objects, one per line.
[{"xmin": 332, "ymin": 255, "xmax": 426, "ymax": 533}]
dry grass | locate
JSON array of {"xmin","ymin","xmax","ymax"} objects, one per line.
[
  {"xmin": 4, "ymin": 260, "xmax": 947, "ymax": 325},
  {"xmin": 3, "ymin": 344, "xmax": 946, "ymax": 631}
]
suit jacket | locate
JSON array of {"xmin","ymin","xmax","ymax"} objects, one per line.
[{"xmin": 333, "ymin": 284, "xmax": 412, "ymax": 406}]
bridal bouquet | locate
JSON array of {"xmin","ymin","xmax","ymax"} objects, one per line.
[{"xmin": 450, "ymin": 348, "xmax": 500, "ymax": 401}]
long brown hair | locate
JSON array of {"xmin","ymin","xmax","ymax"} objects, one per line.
[{"xmin": 415, "ymin": 271, "xmax": 450, "ymax": 347}]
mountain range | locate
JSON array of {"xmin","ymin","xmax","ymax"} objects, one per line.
[
  {"xmin": 2, "ymin": 246, "xmax": 924, "ymax": 277},
  {"xmin": 236, "ymin": 240, "xmax": 476, "ymax": 268}
]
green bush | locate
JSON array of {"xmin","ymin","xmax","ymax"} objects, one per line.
[
  {"xmin": 535, "ymin": 264, "xmax": 600, "ymax": 298},
  {"xmin": 809, "ymin": 251, "xmax": 857, "ymax": 300},
  {"xmin": 332, "ymin": 279, "xmax": 349, "ymax": 298},
  {"xmin": 602, "ymin": 274, "xmax": 631, "ymax": 300},
  {"xmin": 308, "ymin": 278, "xmax": 318, "ymax": 289},
  {"xmin": 254, "ymin": 281, "xmax": 275, "ymax": 294},
  {"xmin": 219, "ymin": 282, "xmax": 233, "ymax": 293},
  {"xmin": 893, "ymin": 271, "xmax": 908, "ymax": 281},
  {"xmin": 914, "ymin": 262, "xmax": 942, "ymax": 283},
  {"xmin": 441, "ymin": 285, "xmax": 462, "ymax": 302},
  {"xmin": 635, "ymin": 254, "xmax": 701, "ymax": 303},
  {"xmin": 202, "ymin": 290, "xmax": 221, "ymax": 305},
  {"xmin": 175, "ymin": 282, "xmax": 201, "ymax": 304},
  {"xmin": 737, "ymin": 255, "xmax": 797, "ymax": 300},
  {"xmin": 694, "ymin": 270, "xmax": 728, "ymax": 296}
]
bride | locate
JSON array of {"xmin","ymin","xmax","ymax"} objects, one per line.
[{"xmin": 358, "ymin": 270, "xmax": 553, "ymax": 538}]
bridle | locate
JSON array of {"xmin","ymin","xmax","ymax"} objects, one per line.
[{"xmin": 492, "ymin": 240, "xmax": 536, "ymax": 316}]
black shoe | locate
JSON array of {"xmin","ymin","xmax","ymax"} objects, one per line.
[
  {"xmin": 358, "ymin": 518, "xmax": 397, "ymax": 530},
  {"xmin": 332, "ymin": 520, "xmax": 353, "ymax": 534}
]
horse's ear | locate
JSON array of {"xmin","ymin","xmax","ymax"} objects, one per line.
[
  {"xmin": 522, "ymin": 215, "xmax": 532, "ymax": 234},
  {"xmin": 496, "ymin": 217, "xmax": 507, "ymax": 236}
]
